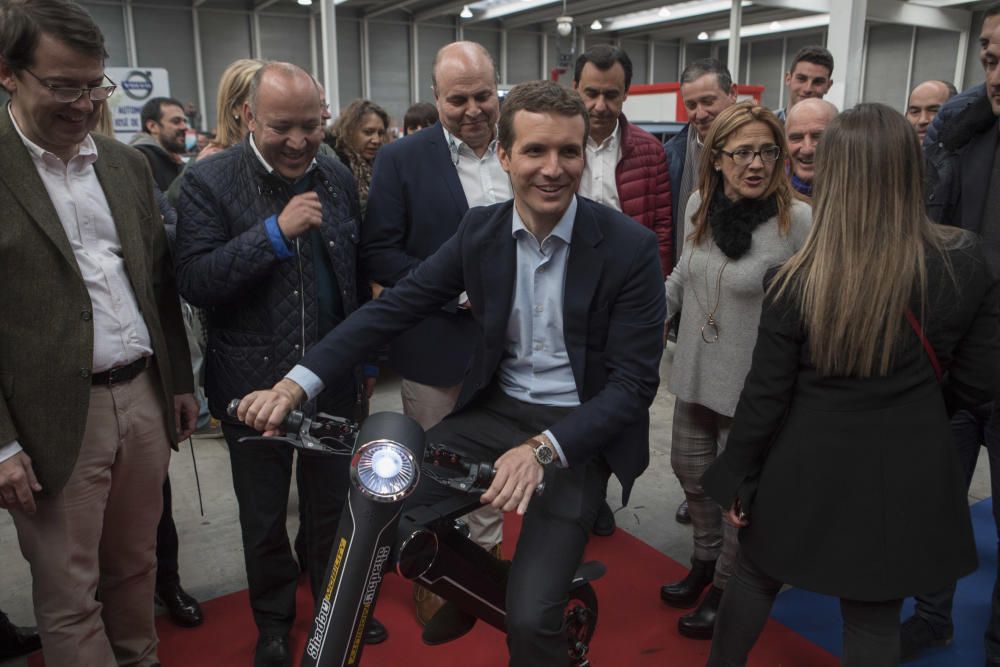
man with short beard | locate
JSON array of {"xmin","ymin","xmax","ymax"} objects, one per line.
[
  {"xmin": 784, "ymin": 98, "xmax": 837, "ymax": 203},
  {"xmin": 130, "ymin": 96, "xmax": 188, "ymax": 191}
]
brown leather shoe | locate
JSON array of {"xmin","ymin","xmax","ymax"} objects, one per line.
[
  {"xmin": 412, "ymin": 542, "xmax": 503, "ymax": 626},
  {"xmin": 413, "ymin": 584, "xmax": 446, "ymax": 627}
]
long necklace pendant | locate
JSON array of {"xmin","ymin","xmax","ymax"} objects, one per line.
[{"xmin": 701, "ymin": 314, "xmax": 720, "ymax": 344}]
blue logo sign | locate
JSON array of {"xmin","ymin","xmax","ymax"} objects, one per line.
[{"xmin": 121, "ymin": 70, "xmax": 154, "ymax": 101}]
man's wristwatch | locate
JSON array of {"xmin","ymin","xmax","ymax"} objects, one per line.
[{"xmin": 531, "ymin": 436, "xmax": 555, "ymax": 466}]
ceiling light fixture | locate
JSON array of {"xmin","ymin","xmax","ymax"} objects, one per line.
[
  {"xmin": 297, "ymin": 0, "xmax": 313, "ymax": 5},
  {"xmin": 460, "ymin": 4, "xmax": 473, "ymax": 17},
  {"xmin": 697, "ymin": 31, "xmax": 709, "ymax": 40},
  {"xmin": 556, "ymin": 15, "xmax": 573, "ymax": 36},
  {"xmin": 591, "ymin": 19, "xmax": 602, "ymax": 29},
  {"xmin": 705, "ymin": 13, "xmax": 829, "ymax": 41},
  {"xmin": 602, "ymin": 0, "xmax": 752, "ymax": 33}
]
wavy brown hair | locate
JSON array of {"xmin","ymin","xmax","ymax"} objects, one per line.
[
  {"xmin": 771, "ymin": 103, "xmax": 961, "ymax": 377},
  {"xmin": 330, "ymin": 99, "xmax": 389, "ymax": 156},
  {"xmin": 690, "ymin": 101, "xmax": 792, "ymax": 246}
]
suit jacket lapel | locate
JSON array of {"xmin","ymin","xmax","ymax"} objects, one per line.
[
  {"xmin": 0, "ymin": 110, "xmax": 80, "ymax": 276},
  {"xmin": 482, "ymin": 205, "xmax": 517, "ymax": 349},
  {"xmin": 563, "ymin": 201, "xmax": 604, "ymax": 393},
  {"xmin": 428, "ymin": 123, "xmax": 470, "ymax": 216},
  {"xmin": 93, "ymin": 142, "xmax": 149, "ymax": 288}
]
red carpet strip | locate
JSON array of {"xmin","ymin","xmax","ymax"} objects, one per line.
[{"xmin": 29, "ymin": 514, "xmax": 835, "ymax": 666}]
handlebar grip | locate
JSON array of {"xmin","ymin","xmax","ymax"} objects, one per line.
[{"xmin": 226, "ymin": 398, "xmax": 305, "ymax": 435}]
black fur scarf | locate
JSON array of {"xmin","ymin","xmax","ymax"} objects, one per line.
[{"xmin": 707, "ymin": 187, "xmax": 778, "ymax": 260}]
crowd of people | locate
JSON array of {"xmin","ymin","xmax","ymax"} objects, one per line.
[{"xmin": 1, "ymin": 0, "xmax": 1000, "ymax": 665}]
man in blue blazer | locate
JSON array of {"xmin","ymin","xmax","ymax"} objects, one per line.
[
  {"xmin": 362, "ymin": 41, "xmax": 512, "ymax": 635},
  {"xmin": 237, "ymin": 80, "xmax": 665, "ymax": 665}
]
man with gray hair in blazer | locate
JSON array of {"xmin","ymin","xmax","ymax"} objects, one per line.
[{"xmin": 0, "ymin": 1, "xmax": 196, "ymax": 665}]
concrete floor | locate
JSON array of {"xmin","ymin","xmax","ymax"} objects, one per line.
[{"xmin": 0, "ymin": 343, "xmax": 992, "ymax": 666}]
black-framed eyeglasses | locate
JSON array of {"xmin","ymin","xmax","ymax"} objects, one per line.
[
  {"xmin": 719, "ymin": 145, "xmax": 782, "ymax": 165},
  {"xmin": 21, "ymin": 68, "xmax": 117, "ymax": 103}
]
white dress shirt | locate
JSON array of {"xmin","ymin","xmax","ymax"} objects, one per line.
[
  {"xmin": 444, "ymin": 125, "xmax": 512, "ymax": 207},
  {"xmin": 1, "ymin": 106, "xmax": 153, "ymax": 463},
  {"xmin": 578, "ymin": 122, "xmax": 622, "ymax": 211}
]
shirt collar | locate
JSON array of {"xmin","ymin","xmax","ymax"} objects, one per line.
[
  {"xmin": 587, "ymin": 121, "xmax": 620, "ymax": 151},
  {"xmin": 443, "ymin": 124, "xmax": 499, "ymax": 165},
  {"xmin": 8, "ymin": 103, "xmax": 98, "ymax": 166},
  {"xmin": 511, "ymin": 195, "xmax": 577, "ymax": 246},
  {"xmin": 249, "ymin": 132, "xmax": 317, "ymax": 180}
]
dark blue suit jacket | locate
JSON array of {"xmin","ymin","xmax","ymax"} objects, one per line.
[
  {"xmin": 362, "ymin": 122, "xmax": 478, "ymax": 386},
  {"xmin": 303, "ymin": 198, "xmax": 666, "ymax": 504}
]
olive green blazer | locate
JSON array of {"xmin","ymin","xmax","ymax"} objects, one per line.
[{"xmin": 0, "ymin": 109, "xmax": 194, "ymax": 495}]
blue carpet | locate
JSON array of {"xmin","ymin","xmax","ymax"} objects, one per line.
[{"xmin": 771, "ymin": 498, "xmax": 997, "ymax": 665}]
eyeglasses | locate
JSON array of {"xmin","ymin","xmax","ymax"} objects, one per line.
[
  {"xmin": 21, "ymin": 68, "xmax": 117, "ymax": 103},
  {"xmin": 719, "ymin": 146, "xmax": 782, "ymax": 165}
]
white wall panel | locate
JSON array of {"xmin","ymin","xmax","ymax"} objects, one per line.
[
  {"xmin": 417, "ymin": 24, "xmax": 454, "ymax": 101},
  {"xmin": 368, "ymin": 20, "xmax": 411, "ymax": 125},
  {"xmin": 198, "ymin": 10, "xmax": 252, "ymax": 130},
  {"xmin": 862, "ymin": 23, "xmax": 912, "ymax": 108},
  {"xmin": 507, "ymin": 31, "xmax": 542, "ymax": 85},
  {"xmin": 337, "ymin": 18, "xmax": 363, "ymax": 112},
  {"xmin": 133, "ymin": 6, "xmax": 197, "ymax": 114},
  {"xmin": 652, "ymin": 41, "xmax": 680, "ymax": 83},
  {"xmin": 259, "ymin": 15, "xmax": 312, "ymax": 71},
  {"xmin": 82, "ymin": 2, "xmax": 129, "ymax": 66}
]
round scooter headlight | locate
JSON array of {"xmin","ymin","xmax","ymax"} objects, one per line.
[{"xmin": 351, "ymin": 439, "xmax": 420, "ymax": 502}]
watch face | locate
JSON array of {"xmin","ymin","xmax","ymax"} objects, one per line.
[{"xmin": 535, "ymin": 443, "xmax": 554, "ymax": 465}]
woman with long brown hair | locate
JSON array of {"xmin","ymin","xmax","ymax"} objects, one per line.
[
  {"xmin": 660, "ymin": 102, "xmax": 812, "ymax": 639},
  {"xmin": 327, "ymin": 98, "xmax": 389, "ymax": 212},
  {"xmin": 702, "ymin": 104, "xmax": 1000, "ymax": 665}
]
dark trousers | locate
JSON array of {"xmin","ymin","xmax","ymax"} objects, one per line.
[
  {"xmin": 155, "ymin": 476, "xmax": 180, "ymax": 589},
  {"xmin": 708, "ymin": 554, "xmax": 902, "ymax": 667},
  {"xmin": 398, "ymin": 385, "xmax": 610, "ymax": 667},
  {"xmin": 222, "ymin": 389, "xmax": 354, "ymax": 635},
  {"xmin": 913, "ymin": 403, "xmax": 1000, "ymax": 661}
]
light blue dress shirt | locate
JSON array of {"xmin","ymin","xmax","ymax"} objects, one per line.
[{"xmin": 287, "ymin": 198, "xmax": 584, "ymax": 465}]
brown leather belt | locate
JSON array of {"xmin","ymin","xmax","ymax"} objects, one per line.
[{"xmin": 91, "ymin": 356, "xmax": 151, "ymax": 386}]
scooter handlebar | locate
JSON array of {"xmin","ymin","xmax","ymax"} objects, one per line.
[{"xmin": 225, "ymin": 398, "xmax": 304, "ymax": 435}]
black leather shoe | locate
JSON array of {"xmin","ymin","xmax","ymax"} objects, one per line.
[
  {"xmin": 364, "ymin": 617, "xmax": 388, "ymax": 645},
  {"xmin": 675, "ymin": 499, "xmax": 691, "ymax": 524},
  {"xmin": 900, "ymin": 615, "xmax": 952, "ymax": 662},
  {"xmin": 678, "ymin": 585, "xmax": 723, "ymax": 640},
  {"xmin": 254, "ymin": 634, "xmax": 290, "ymax": 667},
  {"xmin": 660, "ymin": 558, "xmax": 716, "ymax": 608},
  {"xmin": 592, "ymin": 500, "xmax": 616, "ymax": 536},
  {"xmin": 421, "ymin": 601, "xmax": 477, "ymax": 645},
  {"xmin": 156, "ymin": 583, "xmax": 204, "ymax": 628},
  {"xmin": 0, "ymin": 612, "xmax": 41, "ymax": 660}
]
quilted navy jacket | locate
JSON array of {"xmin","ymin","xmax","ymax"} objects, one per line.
[{"xmin": 174, "ymin": 138, "xmax": 366, "ymax": 420}]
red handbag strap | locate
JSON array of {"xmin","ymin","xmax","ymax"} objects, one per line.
[{"xmin": 905, "ymin": 308, "xmax": 942, "ymax": 382}]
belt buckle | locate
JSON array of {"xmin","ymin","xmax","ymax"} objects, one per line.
[{"xmin": 106, "ymin": 365, "xmax": 124, "ymax": 385}]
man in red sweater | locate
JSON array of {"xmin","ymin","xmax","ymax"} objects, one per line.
[
  {"xmin": 573, "ymin": 44, "xmax": 672, "ymax": 535},
  {"xmin": 573, "ymin": 44, "xmax": 672, "ymax": 278}
]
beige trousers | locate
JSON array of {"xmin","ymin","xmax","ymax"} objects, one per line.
[
  {"xmin": 11, "ymin": 369, "xmax": 171, "ymax": 667},
  {"xmin": 400, "ymin": 378, "xmax": 503, "ymax": 549}
]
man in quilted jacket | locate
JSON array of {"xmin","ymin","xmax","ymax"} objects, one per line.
[
  {"xmin": 572, "ymin": 44, "xmax": 672, "ymax": 278},
  {"xmin": 174, "ymin": 62, "xmax": 384, "ymax": 667}
]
